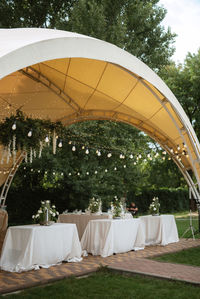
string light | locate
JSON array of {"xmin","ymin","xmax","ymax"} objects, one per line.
[
  {"xmin": 94, "ymin": 170, "xmax": 98, "ymax": 174},
  {"xmin": 82, "ymin": 146, "xmax": 85, "ymax": 149},
  {"xmin": 28, "ymin": 130, "xmax": 32, "ymax": 137},
  {"xmin": 58, "ymin": 140, "xmax": 62, "ymax": 148},
  {"xmin": 68, "ymin": 141, "xmax": 72, "ymax": 144},
  {"xmin": 107, "ymin": 153, "xmax": 112, "ymax": 158},
  {"xmin": 177, "ymin": 145, "xmax": 180, "ymax": 151},
  {"xmin": 105, "ymin": 169, "xmax": 108, "ymax": 172},
  {"xmin": 85, "ymin": 149, "xmax": 89, "ymax": 154},
  {"xmin": 45, "ymin": 136, "xmax": 49, "ymax": 143},
  {"xmin": 12, "ymin": 122, "xmax": 16, "ymax": 130},
  {"xmin": 114, "ymin": 167, "xmax": 117, "ymax": 170},
  {"xmin": 72, "ymin": 146, "xmax": 76, "ymax": 151},
  {"xmin": 129, "ymin": 154, "xmax": 133, "ymax": 159}
]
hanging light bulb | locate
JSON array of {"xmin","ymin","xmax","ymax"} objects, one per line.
[
  {"xmin": 97, "ymin": 151, "xmax": 101, "ymax": 156},
  {"xmin": 170, "ymin": 148, "xmax": 174, "ymax": 153},
  {"xmin": 82, "ymin": 145, "xmax": 85, "ymax": 150},
  {"xmin": 114, "ymin": 167, "xmax": 117, "ymax": 171},
  {"xmin": 139, "ymin": 154, "xmax": 142, "ymax": 159},
  {"xmin": 129, "ymin": 154, "xmax": 133, "ymax": 159},
  {"xmin": 123, "ymin": 165, "xmax": 126, "ymax": 168},
  {"xmin": 107, "ymin": 153, "xmax": 112, "ymax": 158},
  {"xmin": 58, "ymin": 140, "xmax": 62, "ymax": 148},
  {"xmin": 120, "ymin": 154, "xmax": 123, "ymax": 159},
  {"xmin": 61, "ymin": 172, "xmax": 64, "ymax": 176},
  {"xmin": 28, "ymin": 129, "xmax": 32, "ymax": 137},
  {"xmin": 94, "ymin": 170, "xmax": 98, "ymax": 174},
  {"xmin": 105, "ymin": 169, "xmax": 108, "ymax": 172},
  {"xmin": 162, "ymin": 151, "xmax": 166, "ymax": 155},
  {"xmin": 69, "ymin": 172, "xmax": 72, "ymax": 176},
  {"xmin": 45, "ymin": 136, "xmax": 49, "ymax": 143},
  {"xmin": 77, "ymin": 172, "xmax": 80, "ymax": 176},
  {"xmin": 147, "ymin": 153, "xmax": 151, "ymax": 158},
  {"xmin": 177, "ymin": 145, "xmax": 180, "ymax": 151},
  {"xmin": 86, "ymin": 172, "xmax": 89, "ymax": 175},
  {"xmin": 72, "ymin": 145, "xmax": 76, "ymax": 151},
  {"xmin": 134, "ymin": 162, "xmax": 137, "ymax": 165},
  {"xmin": 168, "ymin": 157, "xmax": 171, "ymax": 160},
  {"xmin": 12, "ymin": 122, "xmax": 16, "ymax": 130},
  {"xmin": 53, "ymin": 172, "xmax": 55, "ymax": 175},
  {"xmin": 85, "ymin": 149, "xmax": 89, "ymax": 154}
]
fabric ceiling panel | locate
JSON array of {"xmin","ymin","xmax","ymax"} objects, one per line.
[
  {"xmin": 43, "ymin": 58, "xmax": 70, "ymax": 75},
  {"xmin": 37, "ymin": 64, "xmax": 66, "ymax": 91},
  {"xmin": 64, "ymin": 76, "xmax": 94, "ymax": 109},
  {"xmin": 97, "ymin": 63, "xmax": 138, "ymax": 102},
  {"xmin": 165, "ymin": 102, "xmax": 183, "ymax": 131},
  {"xmin": 143, "ymin": 80, "xmax": 165, "ymax": 101},
  {"xmin": 68, "ymin": 58, "xmax": 107, "ymax": 89},
  {"xmin": 114, "ymin": 104, "xmax": 147, "ymax": 123},
  {"xmin": 150, "ymin": 107, "xmax": 180, "ymax": 140},
  {"xmin": 124, "ymin": 83, "xmax": 161, "ymax": 118},
  {"xmin": 86, "ymin": 90, "xmax": 120, "ymax": 110}
]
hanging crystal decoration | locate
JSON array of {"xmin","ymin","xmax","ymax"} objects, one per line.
[{"xmin": 52, "ymin": 130, "xmax": 57, "ymax": 154}]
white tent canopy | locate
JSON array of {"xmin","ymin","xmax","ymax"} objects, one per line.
[{"xmin": 0, "ymin": 28, "xmax": 200, "ymax": 203}]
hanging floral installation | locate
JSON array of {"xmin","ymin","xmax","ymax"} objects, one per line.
[{"xmin": 0, "ymin": 110, "xmax": 65, "ymax": 165}]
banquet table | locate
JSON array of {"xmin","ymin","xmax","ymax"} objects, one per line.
[
  {"xmin": 0, "ymin": 223, "xmax": 82, "ymax": 272},
  {"xmin": 139, "ymin": 215, "xmax": 179, "ymax": 246},
  {"xmin": 81, "ymin": 218, "xmax": 145, "ymax": 257},
  {"xmin": 58, "ymin": 213, "xmax": 133, "ymax": 239}
]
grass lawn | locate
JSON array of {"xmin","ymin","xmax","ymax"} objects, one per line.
[
  {"xmin": 153, "ymin": 246, "xmax": 200, "ymax": 267},
  {"xmin": 175, "ymin": 217, "xmax": 200, "ymax": 238},
  {"xmin": 1, "ymin": 269, "xmax": 200, "ymax": 299}
]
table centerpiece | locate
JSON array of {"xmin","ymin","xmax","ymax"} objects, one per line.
[
  {"xmin": 111, "ymin": 196, "xmax": 124, "ymax": 219},
  {"xmin": 32, "ymin": 200, "xmax": 59, "ymax": 225},
  {"xmin": 87, "ymin": 197, "xmax": 102, "ymax": 214},
  {"xmin": 149, "ymin": 197, "xmax": 160, "ymax": 216}
]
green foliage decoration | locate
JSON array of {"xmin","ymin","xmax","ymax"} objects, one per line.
[{"xmin": 0, "ymin": 110, "xmax": 65, "ymax": 152}]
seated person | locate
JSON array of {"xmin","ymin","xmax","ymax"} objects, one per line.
[{"xmin": 127, "ymin": 202, "xmax": 138, "ymax": 216}]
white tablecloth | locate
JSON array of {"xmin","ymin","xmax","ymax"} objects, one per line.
[
  {"xmin": 81, "ymin": 219, "xmax": 145, "ymax": 257},
  {"xmin": 0, "ymin": 223, "xmax": 82, "ymax": 272},
  {"xmin": 139, "ymin": 215, "xmax": 179, "ymax": 246},
  {"xmin": 58, "ymin": 213, "xmax": 132, "ymax": 239}
]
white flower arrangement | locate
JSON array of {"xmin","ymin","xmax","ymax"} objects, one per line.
[
  {"xmin": 32, "ymin": 200, "xmax": 59, "ymax": 225},
  {"xmin": 149, "ymin": 197, "xmax": 160, "ymax": 215},
  {"xmin": 87, "ymin": 197, "xmax": 102, "ymax": 214},
  {"xmin": 111, "ymin": 196, "xmax": 124, "ymax": 218}
]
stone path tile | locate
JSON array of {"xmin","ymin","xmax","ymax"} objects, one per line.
[{"xmin": 0, "ymin": 238, "xmax": 200, "ymax": 295}]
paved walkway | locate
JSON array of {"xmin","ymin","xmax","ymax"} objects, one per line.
[{"xmin": 1, "ymin": 238, "xmax": 200, "ymax": 295}]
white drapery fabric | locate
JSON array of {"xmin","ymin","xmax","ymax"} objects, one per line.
[
  {"xmin": 0, "ymin": 223, "xmax": 82, "ymax": 272},
  {"xmin": 139, "ymin": 215, "xmax": 179, "ymax": 246},
  {"xmin": 81, "ymin": 219, "xmax": 145, "ymax": 257}
]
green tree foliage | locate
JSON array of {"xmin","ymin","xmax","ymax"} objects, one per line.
[
  {"xmin": 0, "ymin": 0, "xmax": 176, "ymax": 71},
  {"xmin": 160, "ymin": 49, "xmax": 200, "ymax": 139}
]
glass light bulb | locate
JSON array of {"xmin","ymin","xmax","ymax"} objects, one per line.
[
  {"xmin": 58, "ymin": 141, "xmax": 62, "ymax": 148},
  {"xmin": 12, "ymin": 122, "xmax": 16, "ymax": 130},
  {"xmin": 85, "ymin": 149, "xmax": 89, "ymax": 154},
  {"xmin": 28, "ymin": 130, "xmax": 32, "ymax": 137},
  {"xmin": 45, "ymin": 136, "xmax": 49, "ymax": 143},
  {"xmin": 72, "ymin": 146, "xmax": 76, "ymax": 151}
]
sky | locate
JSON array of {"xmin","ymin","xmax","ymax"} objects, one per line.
[{"xmin": 159, "ymin": 0, "xmax": 200, "ymax": 63}]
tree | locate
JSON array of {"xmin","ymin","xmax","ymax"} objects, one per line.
[
  {"xmin": 0, "ymin": 0, "xmax": 176, "ymax": 71},
  {"xmin": 159, "ymin": 49, "xmax": 200, "ymax": 139}
]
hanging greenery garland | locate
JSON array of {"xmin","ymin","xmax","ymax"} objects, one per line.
[{"xmin": 0, "ymin": 110, "xmax": 65, "ymax": 163}]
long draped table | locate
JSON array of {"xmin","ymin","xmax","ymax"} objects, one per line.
[
  {"xmin": 58, "ymin": 213, "xmax": 133, "ymax": 239},
  {"xmin": 0, "ymin": 223, "xmax": 82, "ymax": 272},
  {"xmin": 81, "ymin": 218, "xmax": 145, "ymax": 257},
  {"xmin": 139, "ymin": 215, "xmax": 179, "ymax": 246}
]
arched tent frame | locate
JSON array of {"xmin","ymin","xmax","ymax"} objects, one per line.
[{"xmin": 0, "ymin": 28, "xmax": 200, "ymax": 206}]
